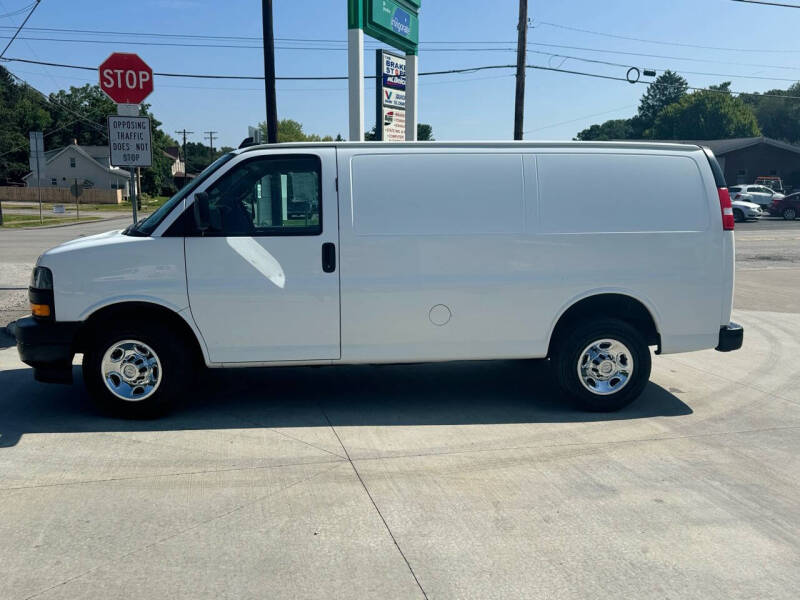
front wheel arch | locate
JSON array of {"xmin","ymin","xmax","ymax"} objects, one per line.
[{"xmin": 75, "ymin": 302, "xmax": 205, "ymax": 368}]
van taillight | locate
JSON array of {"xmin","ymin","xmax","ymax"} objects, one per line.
[{"xmin": 718, "ymin": 187, "xmax": 735, "ymax": 231}]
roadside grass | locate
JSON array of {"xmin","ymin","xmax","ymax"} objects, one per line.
[
  {"xmin": 0, "ymin": 214, "xmax": 102, "ymax": 229},
  {"xmin": 1, "ymin": 195, "xmax": 170, "ymax": 213}
]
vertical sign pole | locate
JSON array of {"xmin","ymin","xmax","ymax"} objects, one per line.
[
  {"xmin": 348, "ymin": 27, "xmax": 365, "ymax": 141},
  {"xmin": 34, "ymin": 146, "xmax": 42, "ymax": 224},
  {"xmin": 405, "ymin": 52, "xmax": 418, "ymax": 141},
  {"xmin": 130, "ymin": 167, "xmax": 138, "ymax": 223}
]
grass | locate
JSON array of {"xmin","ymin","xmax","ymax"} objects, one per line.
[
  {"xmin": 1, "ymin": 195, "xmax": 170, "ymax": 213},
  {"xmin": 0, "ymin": 214, "xmax": 102, "ymax": 229}
]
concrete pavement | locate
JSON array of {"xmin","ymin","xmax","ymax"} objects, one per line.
[{"xmin": 0, "ymin": 219, "xmax": 798, "ymax": 599}]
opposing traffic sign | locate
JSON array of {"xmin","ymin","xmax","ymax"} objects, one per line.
[
  {"xmin": 107, "ymin": 115, "xmax": 152, "ymax": 167},
  {"xmin": 99, "ymin": 53, "xmax": 154, "ymax": 105}
]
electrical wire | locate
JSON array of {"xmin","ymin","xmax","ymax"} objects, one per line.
[
  {"xmin": 524, "ymin": 105, "xmax": 637, "ymax": 134},
  {"xmin": 0, "ymin": 0, "xmax": 38, "ymax": 59},
  {"xmin": 538, "ymin": 21, "xmax": 800, "ymax": 54},
  {"xmin": 729, "ymin": 0, "xmax": 800, "ymax": 6}
]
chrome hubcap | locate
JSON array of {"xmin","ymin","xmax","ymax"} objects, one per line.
[
  {"xmin": 101, "ymin": 339, "xmax": 162, "ymax": 402},
  {"xmin": 577, "ymin": 338, "xmax": 634, "ymax": 396}
]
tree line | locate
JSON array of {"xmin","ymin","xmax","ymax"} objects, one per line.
[{"xmin": 576, "ymin": 70, "xmax": 800, "ymax": 143}]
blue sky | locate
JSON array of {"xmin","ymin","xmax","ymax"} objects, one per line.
[{"xmin": 2, "ymin": 0, "xmax": 799, "ymax": 149}]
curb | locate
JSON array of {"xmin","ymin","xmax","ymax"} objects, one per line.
[{"xmin": 16, "ymin": 216, "xmax": 132, "ymax": 231}]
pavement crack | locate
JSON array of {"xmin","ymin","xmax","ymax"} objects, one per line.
[
  {"xmin": 21, "ymin": 462, "xmax": 343, "ymax": 600},
  {"xmin": 319, "ymin": 404, "xmax": 429, "ymax": 600},
  {"xmin": 0, "ymin": 456, "xmax": 343, "ymax": 492}
]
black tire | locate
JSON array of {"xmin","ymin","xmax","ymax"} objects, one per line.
[
  {"xmin": 82, "ymin": 320, "xmax": 189, "ymax": 418},
  {"xmin": 733, "ymin": 208, "xmax": 744, "ymax": 223},
  {"xmin": 552, "ymin": 318, "xmax": 652, "ymax": 412},
  {"xmin": 783, "ymin": 207, "xmax": 797, "ymax": 221}
]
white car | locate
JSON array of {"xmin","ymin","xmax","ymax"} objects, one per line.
[
  {"xmin": 731, "ymin": 199, "xmax": 763, "ymax": 222},
  {"xmin": 15, "ymin": 141, "xmax": 743, "ymax": 417},
  {"xmin": 728, "ymin": 185, "xmax": 783, "ymax": 210}
]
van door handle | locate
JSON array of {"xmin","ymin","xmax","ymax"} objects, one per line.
[{"xmin": 322, "ymin": 242, "xmax": 336, "ymax": 273}]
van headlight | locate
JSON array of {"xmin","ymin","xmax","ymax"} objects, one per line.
[
  {"xmin": 29, "ymin": 266, "xmax": 54, "ymax": 318},
  {"xmin": 30, "ymin": 266, "xmax": 53, "ymax": 290}
]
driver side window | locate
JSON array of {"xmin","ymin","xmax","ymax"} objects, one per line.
[{"xmin": 196, "ymin": 154, "xmax": 322, "ymax": 236}]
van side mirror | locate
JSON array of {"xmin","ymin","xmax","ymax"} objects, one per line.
[{"xmin": 193, "ymin": 191, "xmax": 210, "ymax": 232}]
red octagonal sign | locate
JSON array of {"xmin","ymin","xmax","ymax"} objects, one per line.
[{"xmin": 98, "ymin": 52, "xmax": 153, "ymax": 105}]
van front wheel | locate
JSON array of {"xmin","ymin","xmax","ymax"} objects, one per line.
[
  {"xmin": 553, "ymin": 319, "xmax": 651, "ymax": 412},
  {"xmin": 82, "ymin": 321, "xmax": 188, "ymax": 418}
]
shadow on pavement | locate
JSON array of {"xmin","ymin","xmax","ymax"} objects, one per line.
[{"xmin": 0, "ymin": 359, "xmax": 691, "ymax": 448}]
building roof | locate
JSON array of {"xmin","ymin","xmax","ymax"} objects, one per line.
[
  {"xmin": 679, "ymin": 137, "xmax": 800, "ymax": 156},
  {"xmin": 23, "ymin": 143, "xmax": 129, "ymax": 182},
  {"xmin": 164, "ymin": 146, "xmax": 181, "ymax": 160}
]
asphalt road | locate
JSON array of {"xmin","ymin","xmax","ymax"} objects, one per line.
[{"xmin": 0, "ymin": 219, "xmax": 798, "ymax": 599}]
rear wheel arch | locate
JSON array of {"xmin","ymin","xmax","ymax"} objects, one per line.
[
  {"xmin": 75, "ymin": 301, "xmax": 206, "ymax": 367},
  {"xmin": 546, "ymin": 293, "xmax": 661, "ymax": 358}
]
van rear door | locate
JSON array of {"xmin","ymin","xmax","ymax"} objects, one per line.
[{"xmin": 184, "ymin": 148, "xmax": 340, "ymax": 364}]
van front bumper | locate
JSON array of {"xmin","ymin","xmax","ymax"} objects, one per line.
[
  {"xmin": 716, "ymin": 322, "xmax": 743, "ymax": 352},
  {"xmin": 15, "ymin": 316, "xmax": 80, "ymax": 383}
]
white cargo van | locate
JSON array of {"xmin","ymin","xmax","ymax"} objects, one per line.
[{"xmin": 16, "ymin": 141, "xmax": 743, "ymax": 417}]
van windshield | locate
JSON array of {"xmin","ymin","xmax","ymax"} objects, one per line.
[{"xmin": 125, "ymin": 152, "xmax": 236, "ymax": 237}]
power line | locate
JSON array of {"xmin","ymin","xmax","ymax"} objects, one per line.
[
  {"xmin": 538, "ymin": 20, "xmax": 800, "ymax": 54},
  {"xmin": 0, "ymin": 2, "xmax": 35, "ymax": 20},
  {"xmin": 729, "ymin": 0, "xmax": 800, "ymax": 6},
  {"xmin": 7, "ymin": 52, "xmax": 800, "ymax": 88},
  {"xmin": 0, "ymin": 0, "xmax": 39, "ymax": 59},
  {"xmin": 526, "ymin": 40, "xmax": 800, "ymax": 73},
  {"xmin": 525, "ymin": 105, "xmax": 637, "ymax": 134}
]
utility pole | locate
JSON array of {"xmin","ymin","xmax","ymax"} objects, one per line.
[
  {"xmin": 204, "ymin": 131, "xmax": 218, "ymax": 158},
  {"xmin": 514, "ymin": 0, "xmax": 528, "ymax": 140},
  {"xmin": 262, "ymin": 0, "xmax": 278, "ymax": 143},
  {"xmin": 175, "ymin": 129, "xmax": 194, "ymax": 187}
]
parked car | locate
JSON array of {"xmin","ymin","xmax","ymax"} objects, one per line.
[
  {"xmin": 769, "ymin": 192, "xmax": 800, "ymax": 220},
  {"xmin": 731, "ymin": 199, "xmax": 763, "ymax": 222},
  {"xmin": 728, "ymin": 185, "xmax": 783, "ymax": 210},
  {"xmin": 15, "ymin": 141, "xmax": 743, "ymax": 417}
]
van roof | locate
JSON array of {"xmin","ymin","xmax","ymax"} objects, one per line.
[{"xmin": 236, "ymin": 140, "xmax": 707, "ymax": 154}]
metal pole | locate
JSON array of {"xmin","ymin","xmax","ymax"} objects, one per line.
[
  {"xmin": 405, "ymin": 53, "xmax": 418, "ymax": 141},
  {"xmin": 75, "ymin": 178, "xmax": 79, "ymax": 221},
  {"xmin": 513, "ymin": 0, "xmax": 528, "ymax": 140},
  {"xmin": 130, "ymin": 167, "xmax": 138, "ymax": 223},
  {"xmin": 348, "ymin": 27, "xmax": 364, "ymax": 141},
  {"xmin": 262, "ymin": 0, "xmax": 278, "ymax": 143},
  {"xmin": 35, "ymin": 148, "xmax": 42, "ymax": 224}
]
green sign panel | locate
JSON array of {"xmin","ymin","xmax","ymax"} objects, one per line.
[{"xmin": 350, "ymin": 0, "xmax": 420, "ymax": 55}]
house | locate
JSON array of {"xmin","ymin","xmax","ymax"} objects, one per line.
[
  {"xmin": 23, "ymin": 140, "xmax": 130, "ymax": 194},
  {"xmin": 163, "ymin": 146, "xmax": 185, "ymax": 178},
  {"xmin": 684, "ymin": 137, "xmax": 800, "ymax": 189}
]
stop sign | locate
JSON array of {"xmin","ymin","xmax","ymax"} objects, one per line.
[{"xmin": 98, "ymin": 53, "xmax": 153, "ymax": 104}]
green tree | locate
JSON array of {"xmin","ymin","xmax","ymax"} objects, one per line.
[
  {"xmin": 258, "ymin": 119, "xmax": 334, "ymax": 143},
  {"xmin": 650, "ymin": 90, "xmax": 761, "ymax": 140},
  {"xmin": 0, "ymin": 66, "xmax": 51, "ymax": 183},
  {"xmin": 46, "ymin": 84, "xmax": 116, "ymax": 148},
  {"xmin": 575, "ymin": 119, "xmax": 634, "ymax": 141},
  {"xmin": 636, "ymin": 70, "xmax": 689, "ymax": 134},
  {"xmin": 364, "ymin": 122, "xmax": 434, "ymax": 140},
  {"xmin": 743, "ymin": 83, "xmax": 800, "ymax": 144}
]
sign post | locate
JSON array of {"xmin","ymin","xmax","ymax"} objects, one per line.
[
  {"xmin": 29, "ymin": 131, "xmax": 44, "ymax": 223},
  {"xmin": 348, "ymin": 0, "xmax": 420, "ymax": 141},
  {"xmin": 99, "ymin": 53, "xmax": 154, "ymax": 223}
]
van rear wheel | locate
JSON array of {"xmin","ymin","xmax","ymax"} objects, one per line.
[
  {"xmin": 82, "ymin": 321, "xmax": 188, "ymax": 418},
  {"xmin": 552, "ymin": 318, "xmax": 651, "ymax": 412}
]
